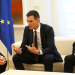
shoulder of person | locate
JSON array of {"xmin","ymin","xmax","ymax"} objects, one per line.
[
  {"xmin": 40, "ymin": 23, "xmax": 53, "ymax": 30},
  {"xmin": 24, "ymin": 26, "xmax": 30, "ymax": 32}
]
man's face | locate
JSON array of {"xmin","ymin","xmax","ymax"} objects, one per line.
[{"xmin": 27, "ymin": 15, "xmax": 39, "ymax": 30}]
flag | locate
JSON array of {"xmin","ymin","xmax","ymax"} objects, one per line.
[{"xmin": 0, "ymin": 0, "xmax": 15, "ymax": 55}]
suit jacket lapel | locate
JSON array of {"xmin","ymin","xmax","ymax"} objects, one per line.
[
  {"xmin": 40, "ymin": 24, "xmax": 43, "ymax": 48},
  {"xmin": 30, "ymin": 29, "xmax": 33, "ymax": 46}
]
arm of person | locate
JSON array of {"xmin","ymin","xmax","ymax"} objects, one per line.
[
  {"xmin": 72, "ymin": 42, "xmax": 75, "ymax": 56},
  {"xmin": 41, "ymin": 26, "xmax": 55, "ymax": 55},
  {"xmin": 19, "ymin": 26, "xmax": 30, "ymax": 54},
  {"xmin": 12, "ymin": 26, "xmax": 29, "ymax": 54}
]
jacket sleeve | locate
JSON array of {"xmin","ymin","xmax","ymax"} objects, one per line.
[
  {"xmin": 42, "ymin": 26, "xmax": 55, "ymax": 55},
  {"xmin": 72, "ymin": 42, "xmax": 75, "ymax": 55},
  {"xmin": 20, "ymin": 26, "xmax": 29, "ymax": 54}
]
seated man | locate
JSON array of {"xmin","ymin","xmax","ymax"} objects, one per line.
[
  {"xmin": 12, "ymin": 10, "xmax": 63, "ymax": 71},
  {"xmin": 64, "ymin": 42, "xmax": 75, "ymax": 73},
  {"xmin": 0, "ymin": 52, "xmax": 7, "ymax": 73}
]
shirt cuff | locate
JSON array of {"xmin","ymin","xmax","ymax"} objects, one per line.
[
  {"xmin": 18, "ymin": 51, "xmax": 22, "ymax": 54},
  {"xmin": 74, "ymin": 53, "xmax": 75, "ymax": 56},
  {"xmin": 38, "ymin": 50, "xmax": 43, "ymax": 55}
]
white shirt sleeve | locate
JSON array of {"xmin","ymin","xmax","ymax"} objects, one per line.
[
  {"xmin": 38, "ymin": 50, "xmax": 43, "ymax": 55},
  {"xmin": 18, "ymin": 50, "xmax": 22, "ymax": 54}
]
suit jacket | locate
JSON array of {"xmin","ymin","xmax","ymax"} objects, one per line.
[
  {"xmin": 20, "ymin": 23, "xmax": 63, "ymax": 62},
  {"xmin": 72, "ymin": 42, "xmax": 75, "ymax": 55}
]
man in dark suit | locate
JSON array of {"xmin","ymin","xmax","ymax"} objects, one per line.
[
  {"xmin": 64, "ymin": 42, "xmax": 75, "ymax": 73},
  {"xmin": 0, "ymin": 53, "xmax": 7, "ymax": 73},
  {"xmin": 12, "ymin": 10, "xmax": 63, "ymax": 71}
]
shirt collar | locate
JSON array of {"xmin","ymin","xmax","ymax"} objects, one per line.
[{"xmin": 33, "ymin": 24, "xmax": 40, "ymax": 32}]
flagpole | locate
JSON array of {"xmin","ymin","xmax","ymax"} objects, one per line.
[{"xmin": 7, "ymin": 50, "xmax": 9, "ymax": 70}]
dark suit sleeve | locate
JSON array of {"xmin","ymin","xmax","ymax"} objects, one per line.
[
  {"xmin": 42, "ymin": 26, "xmax": 55, "ymax": 55},
  {"xmin": 20, "ymin": 26, "xmax": 29, "ymax": 54},
  {"xmin": 0, "ymin": 52, "xmax": 5, "ymax": 57},
  {"xmin": 72, "ymin": 42, "xmax": 75, "ymax": 56}
]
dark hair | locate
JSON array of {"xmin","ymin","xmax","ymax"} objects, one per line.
[{"xmin": 26, "ymin": 10, "xmax": 40, "ymax": 20}]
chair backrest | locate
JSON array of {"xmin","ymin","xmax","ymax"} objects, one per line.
[
  {"xmin": 12, "ymin": 37, "xmax": 75, "ymax": 55},
  {"xmin": 55, "ymin": 37, "xmax": 75, "ymax": 55},
  {"xmin": 12, "ymin": 41, "xmax": 22, "ymax": 56}
]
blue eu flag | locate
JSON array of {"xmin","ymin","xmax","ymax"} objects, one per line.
[{"xmin": 0, "ymin": 0, "xmax": 15, "ymax": 55}]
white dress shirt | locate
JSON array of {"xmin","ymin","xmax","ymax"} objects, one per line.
[{"xmin": 33, "ymin": 24, "xmax": 43, "ymax": 55}]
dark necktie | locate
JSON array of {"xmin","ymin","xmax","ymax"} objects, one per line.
[{"xmin": 34, "ymin": 31, "xmax": 39, "ymax": 62}]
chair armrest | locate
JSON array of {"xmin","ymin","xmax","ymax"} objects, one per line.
[
  {"xmin": 12, "ymin": 41, "xmax": 22, "ymax": 56},
  {"xmin": 12, "ymin": 41, "xmax": 22, "ymax": 69}
]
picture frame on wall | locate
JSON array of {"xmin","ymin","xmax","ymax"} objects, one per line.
[
  {"xmin": 11, "ymin": 0, "xmax": 26, "ymax": 28},
  {"xmin": 11, "ymin": 0, "xmax": 23, "ymax": 24}
]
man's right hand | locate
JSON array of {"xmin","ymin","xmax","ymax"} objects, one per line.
[
  {"xmin": 0, "ymin": 55, "xmax": 7, "ymax": 65},
  {"xmin": 12, "ymin": 45, "xmax": 22, "ymax": 54}
]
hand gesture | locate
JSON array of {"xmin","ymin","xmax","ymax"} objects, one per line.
[
  {"xmin": 0, "ymin": 55, "xmax": 7, "ymax": 65},
  {"xmin": 12, "ymin": 45, "xmax": 22, "ymax": 54},
  {"xmin": 25, "ymin": 44, "xmax": 40, "ymax": 54}
]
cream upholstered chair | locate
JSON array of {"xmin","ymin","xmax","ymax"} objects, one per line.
[{"xmin": 12, "ymin": 37, "xmax": 75, "ymax": 72}]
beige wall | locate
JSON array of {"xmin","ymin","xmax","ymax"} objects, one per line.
[
  {"xmin": 26, "ymin": 0, "xmax": 51, "ymax": 25},
  {"xmin": 50, "ymin": 0, "xmax": 60, "ymax": 36}
]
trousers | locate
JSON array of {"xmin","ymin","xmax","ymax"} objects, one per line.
[
  {"xmin": 13, "ymin": 53, "xmax": 54, "ymax": 71},
  {"xmin": 64, "ymin": 54, "xmax": 75, "ymax": 73}
]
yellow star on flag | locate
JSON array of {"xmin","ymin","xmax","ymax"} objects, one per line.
[
  {"xmin": 0, "ymin": 19, "xmax": 4, "ymax": 24},
  {"xmin": 7, "ymin": 20, "xmax": 10, "ymax": 25}
]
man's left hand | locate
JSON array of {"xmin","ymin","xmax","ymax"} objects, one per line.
[{"xmin": 25, "ymin": 44, "xmax": 40, "ymax": 54}]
